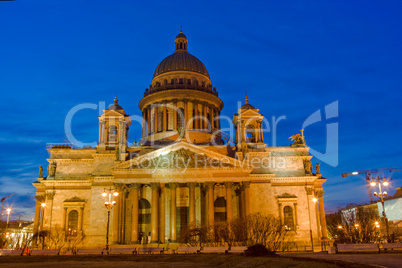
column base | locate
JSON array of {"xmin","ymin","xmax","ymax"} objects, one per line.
[{"xmin": 150, "ymin": 240, "xmax": 160, "ymax": 244}]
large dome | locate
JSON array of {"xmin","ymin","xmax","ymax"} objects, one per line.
[
  {"xmin": 153, "ymin": 52, "xmax": 209, "ymax": 78},
  {"xmin": 145, "ymin": 31, "xmax": 216, "ymax": 97},
  {"xmin": 152, "ymin": 30, "xmax": 210, "ymax": 79}
]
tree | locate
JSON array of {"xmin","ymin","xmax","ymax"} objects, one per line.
[
  {"xmin": 326, "ymin": 206, "xmax": 380, "ymax": 244},
  {"xmin": 177, "ymin": 214, "xmax": 292, "ymax": 252},
  {"xmin": 48, "ymin": 225, "xmax": 66, "ymax": 250},
  {"xmin": 246, "ymin": 213, "xmax": 291, "ymax": 252}
]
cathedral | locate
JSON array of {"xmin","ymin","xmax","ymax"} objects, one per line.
[{"xmin": 33, "ymin": 31, "xmax": 327, "ymax": 249}]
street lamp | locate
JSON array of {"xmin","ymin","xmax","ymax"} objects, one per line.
[
  {"xmin": 101, "ymin": 188, "xmax": 118, "ymax": 251},
  {"xmin": 5, "ymin": 208, "xmax": 11, "ymax": 243},
  {"xmin": 370, "ymin": 176, "xmax": 390, "ymax": 242}
]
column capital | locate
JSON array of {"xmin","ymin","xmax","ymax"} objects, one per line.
[
  {"xmin": 35, "ymin": 195, "xmax": 46, "ymax": 202},
  {"xmin": 130, "ymin": 183, "xmax": 141, "ymax": 190},
  {"xmin": 316, "ymin": 190, "xmax": 324, "ymax": 197},
  {"xmin": 46, "ymin": 192, "xmax": 56, "ymax": 200},
  {"xmin": 188, "ymin": 182, "xmax": 196, "ymax": 188},
  {"xmin": 242, "ymin": 181, "xmax": 250, "ymax": 189},
  {"xmin": 224, "ymin": 181, "xmax": 233, "ymax": 188},
  {"xmin": 114, "ymin": 183, "xmax": 126, "ymax": 191},
  {"xmin": 150, "ymin": 183, "xmax": 160, "ymax": 190},
  {"xmin": 169, "ymin": 182, "xmax": 178, "ymax": 190},
  {"xmin": 204, "ymin": 182, "xmax": 215, "ymax": 190},
  {"xmin": 305, "ymin": 186, "xmax": 314, "ymax": 195}
]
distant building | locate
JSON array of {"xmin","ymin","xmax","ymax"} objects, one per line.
[
  {"xmin": 0, "ymin": 220, "xmax": 33, "ymax": 248},
  {"xmin": 341, "ymin": 187, "xmax": 402, "ymax": 241},
  {"xmin": 32, "ymin": 31, "xmax": 328, "ymax": 249}
]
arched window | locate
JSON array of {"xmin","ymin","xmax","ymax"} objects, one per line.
[
  {"xmin": 68, "ymin": 210, "xmax": 79, "ymax": 236},
  {"xmin": 192, "ymin": 109, "xmax": 196, "ymax": 129},
  {"xmin": 214, "ymin": 197, "xmax": 226, "ymax": 222},
  {"xmin": 166, "ymin": 110, "xmax": 169, "ymax": 130},
  {"xmin": 177, "ymin": 108, "xmax": 185, "ymax": 130},
  {"xmin": 283, "ymin": 206, "xmax": 294, "ymax": 230},
  {"xmin": 109, "ymin": 125, "xmax": 118, "ymax": 142},
  {"xmin": 138, "ymin": 198, "xmax": 151, "ymax": 225},
  {"xmin": 151, "ymin": 114, "xmax": 155, "ymax": 134},
  {"xmin": 157, "ymin": 111, "xmax": 163, "ymax": 132},
  {"xmin": 245, "ymin": 125, "xmax": 256, "ymax": 143},
  {"xmin": 109, "ymin": 125, "xmax": 117, "ymax": 134}
]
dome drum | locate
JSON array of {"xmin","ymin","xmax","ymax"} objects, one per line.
[
  {"xmin": 139, "ymin": 31, "xmax": 224, "ymax": 144},
  {"xmin": 145, "ymin": 79, "xmax": 218, "ymax": 97}
]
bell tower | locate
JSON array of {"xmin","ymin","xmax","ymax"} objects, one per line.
[
  {"xmin": 233, "ymin": 96, "xmax": 265, "ymax": 150},
  {"xmin": 98, "ymin": 97, "xmax": 131, "ymax": 152}
]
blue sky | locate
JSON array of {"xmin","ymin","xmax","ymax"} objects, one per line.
[{"xmin": 1, "ymin": 0, "xmax": 401, "ymax": 219}]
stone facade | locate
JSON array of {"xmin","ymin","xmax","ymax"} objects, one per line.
[{"xmin": 33, "ymin": 31, "xmax": 327, "ymax": 250}]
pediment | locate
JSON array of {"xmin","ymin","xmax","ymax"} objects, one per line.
[
  {"xmin": 131, "ymin": 148, "xmax": 235, "ymax": 169},
  {"xmin": 101, "ymin": 110, "xmax": 126, "ymax": 117},
  {"xmin": 112, "ymin": 141, "xmax": 247, "ymax": 171},
  {"xmin": 238, "ymin": 109, "xmax": 263, "ymax": 117},
  {"xmin": 64, "ymin": 196, "xmax": 85, "ymax": 202},
  {"xmin": 277, "ymin": 193, "xmax": 297, "ymax": 199}
]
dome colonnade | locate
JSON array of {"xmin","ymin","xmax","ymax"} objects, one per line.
[{"xmin": 138, "ymin": 31, "xmax": 224, "ymax": 144}]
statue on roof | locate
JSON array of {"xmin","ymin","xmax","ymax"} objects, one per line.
[
  {"xmin": 38, "ymin": 166, "xmax": 43, "ymax": 178},
  {"xmin": 316, "ymin": 162, "xmax": 320, "ymax": 174},
  {"xmin": 289, "ymin": 129, "xmax": 306, "ymax": 147},
  {"xmin": 303, "ymin": 159, "xmax": 313, "ymax": 175},
  {"xmin": 48, "ymin": 161, "xmax": 57, "ymax": 177},
  {"xmin": 241, "ymin": 141, "xmax": 249, "ymax": 159}
]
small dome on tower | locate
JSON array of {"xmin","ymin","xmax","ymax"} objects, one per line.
[
  {"xmin": 108, "ymin": 96, "xmax": 126, "ymax": 115},
  {"xmin": 240, "ymin": 96, "xmax": 255, "ymax": 110},
  {"xmin": 176, "ymin": 30, "xmax": 187, "ymax": 39}
]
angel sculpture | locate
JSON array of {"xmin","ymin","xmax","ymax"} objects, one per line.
[
  {"xmin": 289, "ymin": 134, "xmax": 303, "ymax": 144},
  {"xmin": 289, "ymin": 130, "xmax": 306, "ymax": 147},
  {"xmin": 38, "ymin": 165, "xmax": 43, "ymax": 178}
]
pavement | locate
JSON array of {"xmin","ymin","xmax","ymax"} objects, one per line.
[{"xmin": 282, "ymin": 252, "xmax": 402, "ymax": 268}]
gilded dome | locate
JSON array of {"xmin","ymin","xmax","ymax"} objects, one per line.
[
  {"xmin": 145, "ymin": 31, "xmax": 218, "ymax": 97},
  {"xmin": 153, "ymin": 52, "xmax": 209, "ymax": 78},
  {"xmin": 153, "ymin": 30, "xmax": 210, "ymax": 79}
]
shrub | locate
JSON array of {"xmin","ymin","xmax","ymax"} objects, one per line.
[{"xmin": 245, "ymin": 244, "xmax": 276, "ymax": 257}]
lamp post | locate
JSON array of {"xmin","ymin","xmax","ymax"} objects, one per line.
[
  {"xmin": 5, "ymin": 208, "xmax": 11, "ymax": 243},
  {"xmin": 101, "ymin": 187, "xmax": 118, "ymax": 251},
  {"xmin": 311, "ymin": 196, "xmax": 318, "ymax": 250},
  {"xmin": 370, "ymin": 177, "xmax": 390, "ymax": 242}
]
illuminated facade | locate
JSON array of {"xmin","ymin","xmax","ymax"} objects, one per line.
[{"xmin": 33, "ymin": 31, "xmax": 327, "ymax": 249}]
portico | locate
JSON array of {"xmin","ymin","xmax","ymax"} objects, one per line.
[{"xmin": 109, "ymin": 142, "xmax": 252, "ymax": 244}]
